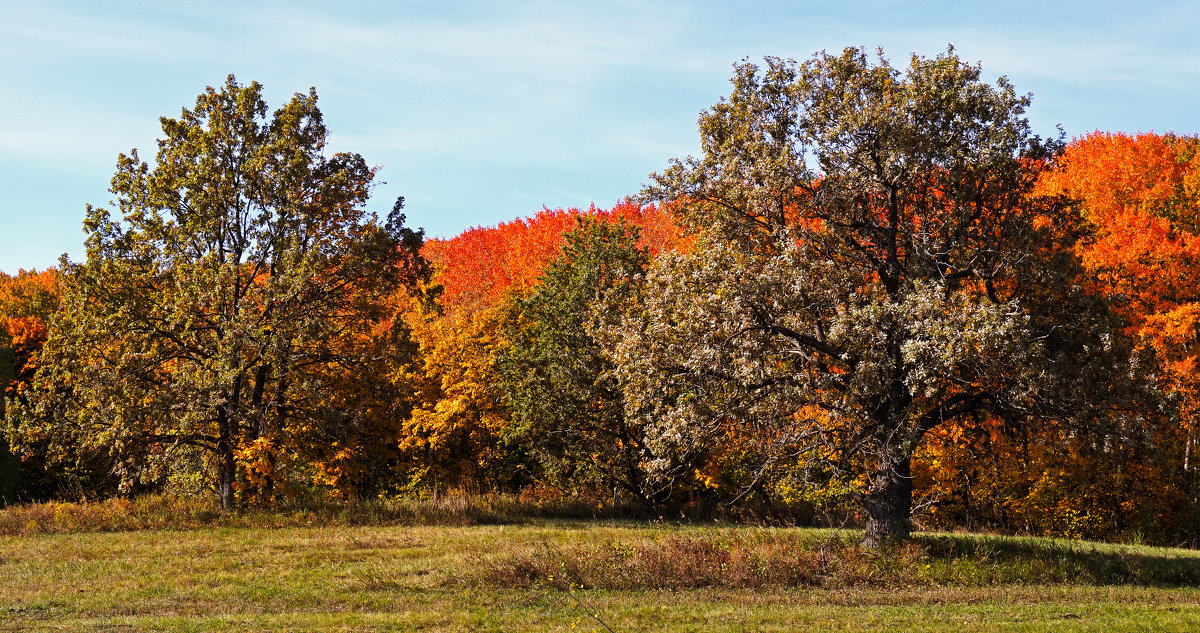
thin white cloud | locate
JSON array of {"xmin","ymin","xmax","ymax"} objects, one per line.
[
  {"xmin": 1, "ymin": 5, "xmax": 209, "ymax": 63},
  {"xmin": 2, "ymin": 0, "xmax": 1199, "ymax": 271}
]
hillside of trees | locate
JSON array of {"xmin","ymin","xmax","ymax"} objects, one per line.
[{"xmin": 5, "ymin": 47, "xmax": 1200, "ymax": 546}]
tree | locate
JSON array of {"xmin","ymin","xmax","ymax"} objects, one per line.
[
  {"xmin": 499, "ymin": 218, "xmax": 662, "ymax": 504},
  {"xmin": 609, "ymin": 47, "xmax": 1134, "ymax": 545},
  {"xmin": 12, "ymin": 76, "xmax": 420, "ymax": 509}
]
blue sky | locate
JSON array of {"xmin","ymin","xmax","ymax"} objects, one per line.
[{"xmin": 2, "ymin": 0, "xmax": 1198, "ymax": 273}]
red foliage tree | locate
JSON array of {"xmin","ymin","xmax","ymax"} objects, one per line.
[{"xmin": 423, "ymin": 201, "xmax": 679, "ymax": 314}]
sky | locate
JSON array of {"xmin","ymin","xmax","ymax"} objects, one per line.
[{"xmin": 1, "ymin": 0, "xmax": 1198, "ymax": 273}]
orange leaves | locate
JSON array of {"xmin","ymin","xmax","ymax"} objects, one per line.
[
  {"xmin": 0, "ymin": 268, "xmax": 59, "ymax": 328},
  {"xmin": 423, "ymin": 209, "xmax": 576, "ymax": 314},
  {"xmin": 1037, "ymin": 131, "xmax": 1190, "ymax": 225},
  {"xmin": 1082, "ymin": 209, "xmax": 1200, "ymax": 320},
  {"xmin": 1037, "ymin": 132, "xmax": 1200, "ymax": 344},
  {"xmin": 1143, "ymin": 303, "xmax": 1200, "ymax": 356},
  {"xmin": 2, "ymin": 316, "xmax": 47, "ymax": 355},
  {"xmin": 423, "ymin": 202, "xmax": 679, "ymax": 315},
  {"xmin": 1041, "ymin": 131, "xmax": 1200, "ymax": 342},
  {"xmin": 0, "ymin": 269, "xmax": 60, "ymax": 402}
]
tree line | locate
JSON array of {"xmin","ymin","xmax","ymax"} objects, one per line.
[{"xmin": 3, "ymin": 47, "xmax": 1200, "ymax": 546}]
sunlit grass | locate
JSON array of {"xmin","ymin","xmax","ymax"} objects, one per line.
[{"xmin": 2, "ymin": 521, "xmax": 1200, "ymax": 631}]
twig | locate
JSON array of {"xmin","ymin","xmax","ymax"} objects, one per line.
[{"xmin": 569, "ymin": 583, "xmax": 618, "ymax": 633}]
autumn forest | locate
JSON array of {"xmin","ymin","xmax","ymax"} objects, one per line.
[{"xmin": 5, "ymin": 47, "xmax": 1200, "ymax": 548}]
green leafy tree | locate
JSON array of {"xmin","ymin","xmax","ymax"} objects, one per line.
[
  {"xmin": 608, "ymin": 48, "xmax": 1137, "ymax": 545},
  {"xmin": 13, "ymin": 76, "xmax": 419, "ymax": 509},
  {"xmin": 500, "ymin": 218, "xmax": 665, "ymax": 504}
]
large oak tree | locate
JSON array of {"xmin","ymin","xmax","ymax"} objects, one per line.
[{"xmin": 609, "ymin": 47, "xmax": 1136, "ymax": 545}]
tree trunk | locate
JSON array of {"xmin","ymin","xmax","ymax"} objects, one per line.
[
  {"xmin": 862, "ymin": 455, "xmax": 913, "ymax": 547},
  {"xmin": 217, "ymin": 444, "xmax": 236, "ymax": 510},
  {"xmin": 216, "ymin": 411, "xmax": 237, "ymax": 511}
]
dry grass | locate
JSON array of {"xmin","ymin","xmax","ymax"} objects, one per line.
[
  {"xmin": 478, "ymin": 528, "xmax": 1200, "ymax": 590},
  {"xmin": 0, "ymin": 492, "xmax": 626, "ymax": 536}
]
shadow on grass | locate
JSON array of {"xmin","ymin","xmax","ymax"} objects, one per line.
[{"xmin": 915, "ymin": 533, "xmax": 1200, "ymax": 587}]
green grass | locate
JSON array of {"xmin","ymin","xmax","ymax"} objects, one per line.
[{"xmin": 2, "ymin": 520, "xmax": 1200, "ymax": 631}]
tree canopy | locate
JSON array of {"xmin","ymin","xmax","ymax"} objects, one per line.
[{"xmin": 11, "ymin": 76, "xmax": 423, "ymax": 508}]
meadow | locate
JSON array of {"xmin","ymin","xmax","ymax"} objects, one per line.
[{"xmin": 2, "ymin": 497, "xmax": 1199, "ymax": 631}]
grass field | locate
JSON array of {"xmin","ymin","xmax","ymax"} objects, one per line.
[{"xmin": 2, "ymin": 518, "xmax": 1200, "ymax": 632}]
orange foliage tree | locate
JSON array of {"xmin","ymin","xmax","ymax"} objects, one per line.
[
  {"xmin": 1041, "ymin": 132, "xmax": 1200, "ymax": 538},
  {"xmin": 0, "ymin": 269, "xmax": 62, "ymax": 501},
  {"xmin": 919, "ymin": 132, "xmax": 1200, "ymax": 541},
  {"xmin": 424, "ymin": 201, "xmax": 678, "ymax": 315},
  {"xmin": 0, "ymin": 269, "xmax": 59, "ymax": 410},
  {"xmin": 1039, "ymin": 134, "xmax": 1200, "ymax": 405}
]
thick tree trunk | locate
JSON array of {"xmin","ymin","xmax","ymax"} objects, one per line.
[
  {"xmin": 215, "ymin": 373, "xmax": 245, "ymax": 510},
  {"xmin": 862, "ymin": 455, "xmax": 913, "ymax": 547}
]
